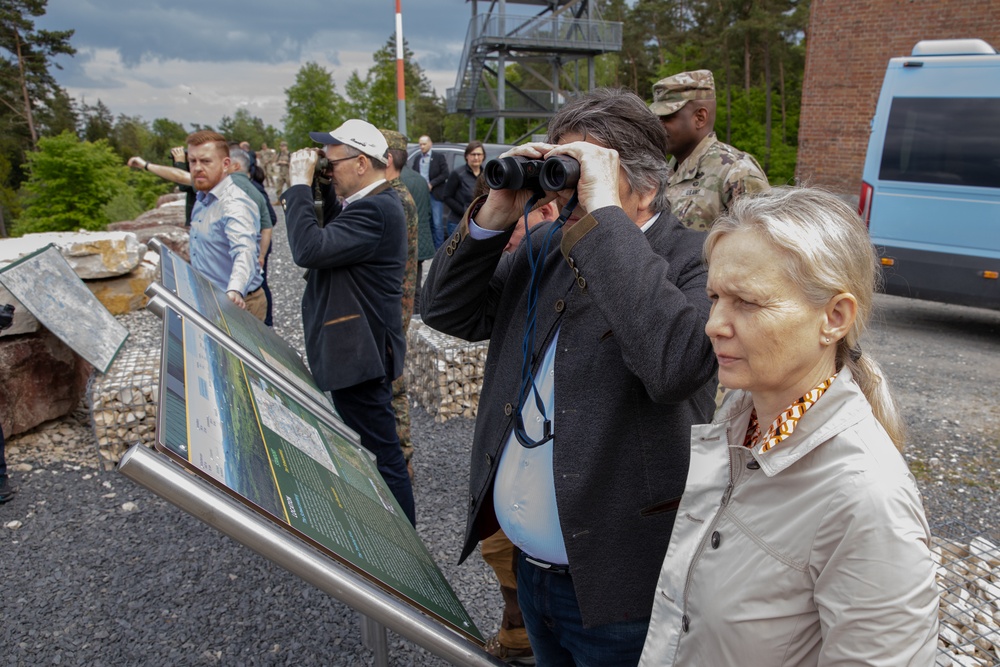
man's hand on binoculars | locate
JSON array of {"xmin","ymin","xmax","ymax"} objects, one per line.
[
  {"xmin": 290, "ymin": 148, "xmax": 319, "ymax": 187},
  {"xmin": 544, "ymin": 140, "xmax": 623, "ymax": 214}
]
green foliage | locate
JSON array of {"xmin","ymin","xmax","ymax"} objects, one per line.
[
  {"xmin": 218, "ymin": 108, "xmax": 280, "ymax": 149},
  {"xmin": 0, "ymin": 152, "xmax": 20, "ymax": 235},
  {"xmin": 149, "ymin": 117, "xmax": 189, "ymax": 161},
  {"xmin": 720, "ymin": 86, "xmax": 799, "ymax": 184},
  {"xmin": 110, "ymin": 113, "xmax": 152, "ymax": 161},
  {"xmin": 13, "ymin": 131, "xmax": 131, "ymax": 235},
  {"xmin": 597, "ymin": 0, "xmax": 809, "ymax": 183},
  {"xmin": 283, "ymin": 62, "xmax": 349, "ymax": 150},
  {"xmin": 0, "ymin": 0, "xmax": 76, "ymax": 212},
  {"xmin": 126, "ymin": 168, "xmax": 175, "ymax": 211},
  {"xmin": 81, "ymin": 98, "xmax": 114, "ymax": 143},
  {"xmin": 0, "ymin": 0, "xmax": 76, "ymax": 147},
  {"xmin": 344, "ymin": 34, "xmax": 448, "ymax": 141},
  {"xmin": 102, "ymin": 189, "xmax": 143, "ymax": 223}
]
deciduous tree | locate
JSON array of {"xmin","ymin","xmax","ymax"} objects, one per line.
[
  {"xmin": 283, "ymin": 62, "xmax": 348, "ymax": 150},
  {"xmin": 15, "ymin": 131, "xmax": 130, "ymax": 235}
]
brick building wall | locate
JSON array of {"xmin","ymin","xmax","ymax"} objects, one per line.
[{"xmin": 796, "ymin": 0, "xmax": 1000, "ymax": 197}]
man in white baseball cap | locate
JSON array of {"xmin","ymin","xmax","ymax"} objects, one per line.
[{"xmin": 280, "ymin": 119, "xmax": 416, "ymax": 526}]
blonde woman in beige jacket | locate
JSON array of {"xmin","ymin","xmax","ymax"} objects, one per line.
[{"xmin": 640, "ymin": 187, "xmax": 939, "ymax": 666}]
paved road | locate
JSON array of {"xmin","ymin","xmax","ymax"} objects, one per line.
[{"xmin": 866, "ymin": 293, "xmax": 1000, "ymax": 537}]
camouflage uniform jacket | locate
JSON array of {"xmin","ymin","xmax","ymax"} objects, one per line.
[
  {"xmin": 667, "ymin": 132, "xmax": 769, "ymax": 231},
  {"xmin": 389, "ymin": 177, "xmax": 418, "ymax": 327}
]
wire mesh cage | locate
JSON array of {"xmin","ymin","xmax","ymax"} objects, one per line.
[
  {"xmin": 405, "ymin": 318, "xmax": 489, "ymax": 424},
  {"xmin": 88, "ymin": 347, "xmax": 160, "ymax": 470},
  {"xmin": 931, "ymin": 519, "xmax": 1000, "ymax": 666}
]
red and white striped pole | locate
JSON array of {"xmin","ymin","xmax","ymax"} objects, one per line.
[{"xmin": 395, "ymin": 0, "xmax": 407, "ymax": 135}]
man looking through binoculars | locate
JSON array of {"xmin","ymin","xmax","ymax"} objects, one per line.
[
  {"xmin": 279, "ymin": 119, "xmax": 416, "ymax": 527},
  {"xmin": 421, "ymin": 88, "xmax": 717, "ymax": 665}
]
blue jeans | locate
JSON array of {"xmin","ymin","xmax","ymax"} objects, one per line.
[
  {"xmin": 446, "ymin": 218, "xmax": 459, "ymax": 238},
  {"xmin": 517, "ymin": 553, "xmax": 649, "ymax": 667},
  {"xmin": 430, "ymin": 196, "xmax": 445, "ymax": 249}
]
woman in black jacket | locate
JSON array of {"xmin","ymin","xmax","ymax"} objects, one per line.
[{"xmin": 442, "ymin": 141, "xmax": 485, "ymax": 236}]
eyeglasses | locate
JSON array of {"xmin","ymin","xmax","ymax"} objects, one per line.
[
  {"xmin": 327, "ymin": 154, "xmax": 362, "ymax": 167},
  {"xmin": 468, "ymin": 152, "xmax": 486, "ymax": 158}
]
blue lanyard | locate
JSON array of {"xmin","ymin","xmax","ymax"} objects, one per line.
[{"xmin": 513, "ymin": 192, "xmax": 579, "ymax": 449}]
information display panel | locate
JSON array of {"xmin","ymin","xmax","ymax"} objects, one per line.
[
  {"xmin": 155, "ymin": 306, "xmax": 482, "ymax": 643},
  {"xmin": 0, "ymin": 244, "xmax": 127, "ymax": 372},
  {"xmin": 157, "ymin": 243, "xmax": 331, "ymax": 411}
]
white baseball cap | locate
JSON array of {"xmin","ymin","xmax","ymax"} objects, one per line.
[{"xmin": 309, "ymin": 119, "xmax": 388, "ymax": 164}]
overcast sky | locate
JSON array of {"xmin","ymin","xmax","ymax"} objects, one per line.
[{"xmin": 38, "ymin": 0, "xmax": 476, "ymax": 132}]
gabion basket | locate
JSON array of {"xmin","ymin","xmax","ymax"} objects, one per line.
[
  {"xmin": 88, "ymin": 347, "xmax": 160, "ymax": 470},
  {"xmin": 931, "ymin": 519, "xmax": 1000, "ymax": 666}
]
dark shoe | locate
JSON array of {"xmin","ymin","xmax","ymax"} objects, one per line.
[
  {"xmin": 485, "ymin": 634, "xmax": 534, "ymax": 665},
  {"xmin": 0, "ymin": 475, "xmax": 16, "ymax": 504}
]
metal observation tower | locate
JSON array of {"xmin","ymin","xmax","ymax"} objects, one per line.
[{"xmin": 447, "ymin": 0, "xmax": 623, "ymax": 144}]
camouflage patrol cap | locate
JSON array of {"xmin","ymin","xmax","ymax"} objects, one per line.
[
  {"xmin": 379, "ymin": 129, "xmax": 409, "ymax": 151},
  {"xmin": 649, "ymin": 70, "xmax": 716, "ymax": 117}
]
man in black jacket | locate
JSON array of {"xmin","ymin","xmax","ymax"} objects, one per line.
[
  {"xmin": 410, "ymin": 135, "xmax": 449, "ymax": 250},
  {"xmin": 280, "ymin": 119, "xmax": 415, "ymax": 526}
]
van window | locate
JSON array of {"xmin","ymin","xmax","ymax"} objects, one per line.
[{"xmin": 879, "ymin": 97, "xmax": 1000, "ymax": 189}]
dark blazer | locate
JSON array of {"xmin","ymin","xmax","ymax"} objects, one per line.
[
  {"xmin": 281, "ymin": 182, "xmax": 407, "ymax": 391},
  {"xmin": 410, "ymin": 150, "xmax": 449, "ymax": 200},
  {"xmin": 442, "ymin": 164, "xmax": 479, "ymax": 224},
  {"xmin": 422, "ymin": 200, "xmax": 717, "ymax": 628}
]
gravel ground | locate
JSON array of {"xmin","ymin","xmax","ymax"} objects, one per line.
[{"xmin": 2, "ymin": 204, "xmax": 999, "ymax": 666}]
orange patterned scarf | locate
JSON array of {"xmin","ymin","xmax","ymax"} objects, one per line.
[{"xmin": 743, "ymin": 375, "xmax": 837, "ymax": 453}]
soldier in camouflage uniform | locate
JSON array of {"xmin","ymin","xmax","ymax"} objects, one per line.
[
  {"xmin": 650, "ymin": 69, "xmax": 769, "ymax": 231},
  {"xmin": 274, "ymin": 141, "xmax": 291, "ymax": 197},
  {"xmin": 381, "ymin": 130, "xmax": 418, "ymax": 477},
  {"xmin": 257, "ymin": 143, "xmax": 276, "ymax": 187}
]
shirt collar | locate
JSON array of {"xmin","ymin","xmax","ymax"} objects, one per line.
[
  {"xmin": 344, "ymin": 179, "xmax": 387, "ymax": 206},
  {"xmin": 639, "ymin": 211, "xmax": 661, "ymax": 233}
]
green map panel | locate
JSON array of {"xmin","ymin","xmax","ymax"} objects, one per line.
[
  {"xmin": 156, "ymin": 308, "xmax": 481, "ymax": 642},
  {"xmin": 159, "ymin": 245, "xmax": 331, "ymax": 410}
]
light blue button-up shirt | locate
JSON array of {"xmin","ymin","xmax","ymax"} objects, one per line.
[
  {"xmin": 189, "ymin": 175, "xmax": 262, "ymax": 296},
  {"xmin": 418, "ymin": 151, "xmax": 432, "ymax": 181}
]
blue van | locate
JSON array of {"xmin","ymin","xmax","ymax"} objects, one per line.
[{"xmin": 859, "ymin": 38, "xmax": 1000, "ymax": 310}]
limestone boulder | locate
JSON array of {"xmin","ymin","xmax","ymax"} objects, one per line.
[
  {"xmin": 108, "ymin": 201, "xmax": 189, "ymax": 261},
  {"xmin": 155, "ymin": 192, "xmax": 186, "ymax": 208},
  {"xmin": 110, "ymin": 200, "xmax": 186, "ymax": 230},
  {"xmin": 126, "ymin": 225, "xmax": 189, "ymax": 262},
  {"xmin": 0, "ymin": 328, "xmax": 92, "ymax": 437},
  {"xmin": 85, "ymin": 251, "xmax": 160, "ymax": 315},
  {"xmin": 0, "ymin": 230, "xmax": 145, "ymax": 279}
]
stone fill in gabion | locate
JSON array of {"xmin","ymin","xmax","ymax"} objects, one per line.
[
  {"xmin": 405, "ymin": 318, "xmax": 489, "ymax": 423},
  {"xmin": 88, "ymin": 346, "xmax": 160, "ymax": 469}
]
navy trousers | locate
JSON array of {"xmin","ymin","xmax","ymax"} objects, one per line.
[{"xmin": 331, "ymin": 374, "xmax": 416, "ymax": 526}]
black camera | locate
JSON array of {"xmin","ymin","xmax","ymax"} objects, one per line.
[
  {"xmin": 0, "ymin": 303, "xmax": 14, "ymax": 331},
  {"xmin": 484, "ymin": 155, "xmax": 580, "ymax": 192}
]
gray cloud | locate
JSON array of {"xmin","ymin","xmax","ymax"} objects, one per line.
[{"xmin": 40, "ymin": 0, "xmax": 471, "ymax": 68}]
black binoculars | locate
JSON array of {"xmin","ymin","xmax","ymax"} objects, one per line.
[{"xmin": 484, "ymin": 155, "xmax": 580, "ymax": 192}]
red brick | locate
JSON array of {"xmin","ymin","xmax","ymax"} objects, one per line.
[{"xmin": 796, "ymin": 0, "xmax": 1000, "ymax": 195}]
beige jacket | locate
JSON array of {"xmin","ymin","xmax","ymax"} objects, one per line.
[{"xmin": 640, "ymin": 369, "xmax": 939, "ymax": 666}]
